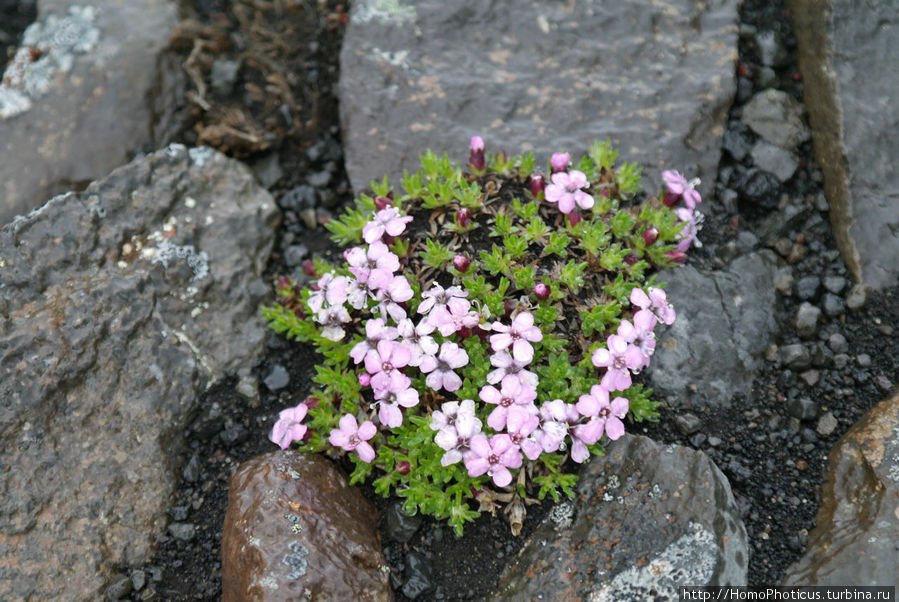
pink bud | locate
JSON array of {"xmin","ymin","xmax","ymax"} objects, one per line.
[
  {"xmin": 665, "ymin": 250, "xmax": 688, "ymax": 263},
  {"xmin": 358, "ymin": 372, "xmax": 371, "ymax": 387},
  {"xmin": 469, "ymin": 136, "xmax": 486, "ymax": 171},
  {"xmin": 301, "ymin": 260, "xmax": 317, "ymax": 277},
  {"xmin": 534, "ymin": 283, "xmax": 551, "ymax": 301},
  {"xmin": 457, "ymin": 326, "xmax": 474, "ymax": 339},
  {"xmin": 642, "ymin": 227, "xmax": 659, "ymax": 246},
  {"xmin": 503, "ymin": 299, "xmax": 515, "ymax": 318},
  {"xmin": 396, "ymin": 461, "xmax": 411, "ymax": 475},
  {"xmin": 624, "ymin": 254, "xmax": 639, "ymax": 266},
  {"xmin": 529, "ymin": 174, "xmax": 546, "ymax": 197},
  {"xmin": 453, "ymin": 254, "xmax": 471, "ymax": 272},
  {"xmin": 663, "ymin": 192, "xmax": 681, "ymax": 207},
  {"xmin": 277, "ymin": 276, "xmax": 291, "ymax": 290},
  {"xmin": 305, "ymin": 396, "xmax": 320, "ymax": 409},
  {"xmin": 457, "ymin": 208, "xmax": 473, "ymax": 228},
  {"xmin": 374, "ymin": 196, "xmax": 392, "ymax": 210},
  {"xmin": 470, "ymin": 136, "xmax": 485, "ymax": 153},
  {"xmin": 567, "ymin": 209, "xmax": 582, "ymax": 227},
  {"xmin": 550, "ymin": 152, "xmax": 570, "ymax": 173}
]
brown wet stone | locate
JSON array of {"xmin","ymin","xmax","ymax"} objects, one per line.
[
  {"xmin": 221, "ymin": 451, "xmax": 392, "ymax": 601},
  {"xmin": 782, "ymin": 390, "xmax": 899, "ymax": 585}
]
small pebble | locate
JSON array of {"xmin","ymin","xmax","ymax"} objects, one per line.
[
  {"xmin": 765, "ymin": 344, "xmax": 780, "ymax": 362},
  {"xmin": 675, "ymin": 413, "xmax": 702, "ymax": 435},
  {"xmin": 168, "ymin": 522, "xmax": 196, "ymax": 541},
  {"xmin": 823, "ymin": 276, "xmax": 846, "ymax": 294},
  {"xmin": 821, "ymin": 293, "xmax": 845, "ymax": 317},
  {"xmin": 786, "ymin": 397, "xmax": 818, "ymax": 421},
  {"xmin": 708, "ymin": 436, "xmax": 722, "ymax": 447},
  {"xmin": 774, "ymin": 268, "xmax": 794, "ymax": 296},
  {"xmin": 845, "ymin": 284, "xmax": 868, "ymax": 310},
  {"xmin": 833, "ymin": 353, "xmax": 850, "ymax": 370},
  {"xmin": 795, "ymin": 302, "xmax": 821, "ymax": 339},
  {"xmin": 874, "ymin": 375, "xmax": 893, "ymax": 392},
  {"xmin": 264, "ymin": 364, "xmax": 290, "ymax": 391},
  {"xmin": 781, "ymin": 344, "xmax": 811, "ymax": 370},
  {"xmin": 798, "ymin": 370, "xmax": 819, "ymax": 387},
  {"xmin": 827, "ymin": 333, "xmax": 848, "ymax": 354},
  {"xmin": 816, "ymin": 412, "xmax": 838, "ymax": 437},
  {"xmin": 856, "ymin": 353, "xmax": 872, "ymax": 368},
  {"xmin": 795, "ymin": 459, "xmax": 808, "ymax": 471},
  {"xmin": 795, "ymin": 276, "xmax": 821, "ymax": 301}
]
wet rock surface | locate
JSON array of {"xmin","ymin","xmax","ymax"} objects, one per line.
[
  {"xmin": 339, "ymin": 0, "xmax": 739, "ymax": 194},
  {"xmin": 0, "ymin": 145, "xmax": 277, "ymax": 599},
  {"xmin": 0, "ymin": 0, "xmax": 182, "ymax": 224},
  {"xmin": 493, "ymin": 435, "xmax": 748, "ymax": 600},
  {"xmin": 221, "ymin": 451, "xmax": 392, "ymax": 601},
  {"xmin": 782, "ymin": 391, "xmax": 899, "ymax": 585},
  {"xmin": 787, "ymin": 0, "xmax": 899, "ymax": 290}
]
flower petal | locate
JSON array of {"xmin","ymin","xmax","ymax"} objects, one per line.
[{"xmin": 355, "ymin": 441, "xmax": 376, "ymax": 463}]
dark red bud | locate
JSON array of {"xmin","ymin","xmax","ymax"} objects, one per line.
[
  {"xmin": 567, "ymin": 209, "xmax": 582, "ymax": 227},
  {"xmin": 642, "ymin": 227, "xmax": 659, "ymax": 246},
  {"xmin": 301, "ymin": 260, "xmax": 317, "ymax": 277},
  {"xmin": 665, "ymin": 250, "xmax": 688, "ymax": 263},
  {"xmin": 453, "ymin": 254, "xmax": 471, "ymax": 272},
  {"xmin": 503, "ymin": 299, "xmax": 515, "ymax": 318},
  {"xmin": 305, "ymin": 396, "xmax": 320, "ymax": 409},
  {"xmin": 396, "ymin": 461, "xmax": 411, "ymax": 475},
  {"xmin": 374, "ymin": 196, "xmax": 393, "ymax": 210},
  {"xmin": 534, "ymin": 283, "xmax": 551, "ymax": 301},
  {"xmin": 529, "ymin": 174, "xmax": 546, "ymax": 197},
  {"xmin": 457, "ymin": 208, "xmax": 473, "ymax": 228},
  {"xmin": 382, "ymin": 234, "xmax": 396, "ymax": 245},
  {"xmin": 277, "ymin": 275, "xmax": 291, "ymax": 290},
  {"xmin": 469, "ymin": 149, "xmax": 486, "ymax": 171},
  {"xmin": 663, "ymin": 192, "xmax": 681, "ymax": 207},
  {"xmin": 457, "ymin": 326, "xmax": 474, "ymax": 339},
  {"xmin": 624, "ymin": 254, "xmax": 640, "ymax": 266},
  {"xmin": 600, "ymin": 188, "xmax": 610, "ymax": 198}
]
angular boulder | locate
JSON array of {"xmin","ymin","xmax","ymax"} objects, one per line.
[
  {"xmin": 787, "ymin": 0, "xmax": 899, "ymax": 290},
  {"xmin": 648, "ymin": 251, "xmax": 779, "ymax": 410},
  {"xmin": 782, "ymin": 390, "xmax": 899, "ymax": 585},
  {"xmin": 0, "ymin": 0, "xmax": 181, "ymax": 224},
  {"xmin": 0, "ymin": 144, "xmax": 278, "ymax": 599},
  {"xmin": 492, "ymin": 434, "xmax": 748, "ymax": 600},
  {"xmin": 221, "ymin": 451, "xmax": 393, "ymax": 601},
  {"xmin": 339, "ymin": 0, "xmax": 739, "ymax": 193}
]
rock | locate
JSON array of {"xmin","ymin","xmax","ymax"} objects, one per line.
[
  {"xmin": 774, "ymin": 267, "xmax": 795, "ymax": 296},
  {"xmin": 492, "ymin": 435, "xmax": 748, "ymax": 600},
  {"xmin": 816, "ymin": 412, "xmax": 838, "ymax": 437},
  {"xmin": 732, "ymin": 166, "xmax": 779, "ymax": 208},
  {"xmin": 263, "ymin": 364, "xmax": 290, "ymax": 391},
  {"xmin": 221, "ymin": 451, "xmax": 392, "ymax": 601},
  {"xmin": 781, "ymin": 344, "xmax": 811, "ymax": 371},
  {"xmin": 104, "ymin": 576, "xmax": 133, "ymax": 601},
  {"xmin": 402, "ymin": 551, "xmax": 434, "ymax": 600},
  {"xmin": 279, "ymin": 185, "xmax": 317, "ymax": 212},
  {"xmin": 722, "ymin": 121, "xmax": 754, "ymax": 161},
  {"xmin": 845, "ymin": 283, "xmax": 869, "ymax": 310},
  {"xmin": 787, "ymin": 0, "xmax": 899, "ymax": 290},
  {"xmin": 340, "ymin": 0, "xmax": 740, "ymax": 194},
  {"xmin": 210, "ymin": 58, "xmax": 241, "ymax": 97},
  {"xmin": 742, "ymin": 89, "xmax": 810, "ymax": 151},
  {"xmin": 750, "ymin": 141, "xmax": 799, "ymax": 183},
  {"xmin": 795, "ymin": 302, "xmax": 822, "ymax": 339},
  {"xmin": 823, "ymin": 275, "xmax": 847, "ymax": 295},
  {"xmin": 675, "ymin": 413, "xmax": 703, "ymax": 436},
  {"xmin": 856, "ymin": 353, "xmax": 872, "ymax": 368},
  {"xmin": 0, "ymin": 144, "xmax": 277, "ymax": 600},
  {"xmin": 283, "ymin": 244, "xmax": 309, "ymax": 267},
  {"xmin": 252, "ymin": 153, "xmax": 284, "ymax": 189},
  {"xmin": 648, "ymin": 251, "xmax": 778, "ymax": 410},
  {"xmin": 827, "ymin": 333, "xmax": 848, "ymax": 354},
  {"xmin": 0, "ymin": 0, "xmax": 182, "ymax": 224},
  {"xmin": 795, "ymin": 275, "xmax": 821, "ymax": 301},
  {"xmin": 783, "ymin": 391, "xmax": 899, "ymax": 585},
  {"xmin": 754, "ymin": 30, "xmax": 790, "ymax": 68},
  {"xmin": 168, "ymin": 522, "xmax": 195, "ymax": 541},
  {"xmin": 385, "ymin": 501, "xmax": 423, "ymax": 544},
  {"xmin": 786, "ymin": 397, "xmax": 818, "ymax": 421},
  {"xmin": 821, "ymin": 293, "xmax": 845, "ymax": 318}
]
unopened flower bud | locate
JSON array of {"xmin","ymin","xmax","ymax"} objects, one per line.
[
  {"xmin": 457, "ymin": 326, "xmax": 474, "ymax": 339},
  {"xmin": 374, "ymin": 196, "xmax": 392, "ymax": 210},
  {"xmin": 358, "ymin": 372, "xmax": 371, "ymax": 387},
  {"xmin": 396, "ymin": 461, "xmax": 411, "ymax": 475},
  {"xmin": 567, "ymin": 209, "xmax": 582, "ymax": 227},
  {"xmin": 453, "ymin": 254, "xmax": 471, "ymax": 272},
  {"xmin": 301, "ymin": 260, "xmax": 317, "ymax": 277},
  {"xmin": 534, "ymin": 283, "xmax": 551, "ymax": 301},
  {"xmin": 529, "ymin": 174, "xmax": 546, "ymax": 197},
  {"xmin": 305, "ymin": 396, "xmax": 320, "ymax": 409},
  {"xmin": 503, "ymin": 299, "xmax": 515, "ymax": 317},
  {"xmin": 457, "ymin": 208, "xmax": 473, "ymax": 228},
  {"xmin": 277, "ymin": 276, "xmax": 291, "ymax": 290},
  {"xmin": 642, "ymin": 227, "xmax": 659, "ymax": 246},
  {"xmin": 550, "ymin": 152, "xmax": 570, "ymax": 173},
  {"xmin": 663, "ymin": 192, "xmax": 681, "ymax": 207},
  {"xmin": 469, "ymin": 136, "xmax": 486, "ymax": 171},
  {"xmin": 624, "ymin": 254, "xmax": 640, "ymax": 266},
  {"xmin": 665, "ymin": 249, "xmax": 688, "ymax": 263}
]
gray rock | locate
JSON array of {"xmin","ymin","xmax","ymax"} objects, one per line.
[
  {"xmin": 675, "ymin": 413, "xmax": 703, "ymax": 436},
  {"xmin": 827, "ymin": 333, "xmax": 849, "ymax": 354},
  {"xmin": 251, "ymin": 152, "xmax": 283, "ymax": 189},
  {"xmin": 754, "ymin": 30, "xmax": 790, "ymax": 68},
  {"xmin": 833, "ymin": 353, "xmax": 850, "ymax": 370},
  {"xmin": 816, "ymin": 412, "xmax": 838, "ymax": 437},
  {"xmin": 722, "ymin": 121, "xmax": 754, "ymax": 161},
  {"xmin": 104, "ymin": 576, "xmax": 133, "ymax": 601},
  {"xmin": 0, "ymin": 0, "xmax": 181, "ymax": 224},
  {"xmin": 264, "ymin": 364, "xmax": 290, "ymax": 391},
  {"xmin": 788, "ymin": 0, "xmax": 899, "ymax": 290},
  {"xmin": 823, "ymin": 275, "xmax": 847, "ymax": 294},
  {"xmin": 210, "ymin": 58, "xmax": 241, "ymax": 97},
  {"xmin": 795, "ymin": 275, "xmax": 821, "ymax": 301},
  {"xmin": 742, "ymin": 89, "xmax": 810, "ymax": 151},
  {"xmin": 856, "ymin": 353, "xmax": 872, "ymax": 368},
  {"xmin": 750, "ymin": 141, "xmax": 799, "ymax": 183},
  {"xmin": 283, "ymin": 244, "xmax": 310, "ymax": 267},
  {"xmin": 735, "ymin": 231, "xmax": 759, "ymax": 254},
  {"xmin": 821, "ymin": 293, "xmax": 845, "ymax": 318},
  {"xmin": 781, "ymin": 344, "xmax": 811, "ymax": 370},
  {"xmin": 168, "ymin": 522, "xmax": 196, "ymax": 541},
  {"xmin": 492, "ymin": 435, "xmax": 748, "ymax": 600},
  {"xmin": 279, "ymin": 185, "xmax": 317, "ymax": 212},
  {"xmin": 340, "ymin": 0, "xmax": 739, "ymax": 194},
  {"xmin": 0, "ymin": 144, "xmax": 278, "ymax": 600},
  {"xmin": 385, "ymin": 501, "xmax": 423, "ymax": 544},
  {"xmin": 402, "ymin": 551, "xmax": 434, "ymax": 600},
  {"xmin": 795, "ymin": 302, "xmax": 822, "ymax": 339},
  {"xmin": 783, "ymin": 391, "xmax": 899, "ymax": 585},
  {"xmin": 648, "ymin": 251, "xmax": 778, "ymax": 410},
  {"xmin": 845, "ymin": 284, "xmax": 869, "ymax": 310},
  {"xmin": 787, "ymin": 397, "xmax": 818, "ymax": 421},
  {"xmin": 774, "ymin": 267, "xmax": 795, "ymax": 296}
]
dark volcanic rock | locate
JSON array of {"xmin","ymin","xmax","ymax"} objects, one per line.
[
  {"xmin": 0, "ymin": 0, "xmax": 182, "ymax": 224},
  {"xmin": 0, "ymin": 144, "xmax": 277, "ymax": 600},
  {"xmin": 783, "ymin": 391, "xmax": 899, "ymax": 585},
  {"xmin": 787, "ymin": 0, "xmax": 899, "ymax": 290},
  {"xmin": 492, "ymin": 435, "xmax": 748, "ymax": 600},
  {"xmin": 221, "ymin": 451, "xmax": 392, "ymax": 601},
  {"xmin": 339, "ymin": 0, "xmax": 739, "ymax": 194}
]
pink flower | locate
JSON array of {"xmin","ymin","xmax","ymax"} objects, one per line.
[
  {"xmin": 417, "ymin": 284, "xmax": 469, "ymax": 316},
  {"xmin": 591, "ymin": 335, "xmax": 644, "ymax": 391},
  {"xmin": 504, "ymin": 405, "xmax": 539, "ymax": 448},
  {"xmin": 316, "ymin": 306, "xmax": 351, "ymax": 342},
  {"xmin": 675, "ymin": 207, "xmax": 701, "ymax": 252},
  {"xmin": 373, "ymin": 274, "xmax": 414, "ymax": 322},
  {"xmin": 346, "ymin": 241, "xmax": 400, "ymax": 283},
  {"xmin": 364, "ymin": 340, "xmax": 412, "ymax": 394},
  {"xmin": 662, "ymin": 170, "xmax": 702, "ymax": 210},
  {"xmin": 419, "ymin": 342, "xmax": 469, "ymax": 392},
  {"xmin": 464, "ymin": 434, "xmax": 523, "ymax": 487},
  {"xmin": 350, "ymin": 317, "xmax": 399, "ymax": 365},
  {"xmin": 396, "ymin": 317, "xmax": 438, "ymax": 367},
  {"xmin": 428, "ymin": 302, "xmax": 480, "ymax": 337},
  {"xmin": 490, "ymin": 311, "xmax": 543, "ymax": 363},
  {"xmin": 480, "ymin": 374, "xmax": 538, "ymax": 430},
  {"xmin": 329, "ymin": 414, "xmax": 377, "ymax": 462},
  {"xmin": 616, "ymin": 312, "xmax": 656, "ymax": 370},
  {"xmin": 362, "ymin": 207, "xmax": 414, "ymax": 244},
  {"xmin": 486, "ymin": 351, "xmax": 539, "ymax": 389},
  {"xmin": 545, "ymin": 170, "xmax": 594, "ymax": 214},
  {"xmin": 550, "ymin": 152, "xmax": 571, "ymax": 173},
  {"xmin": 576, "ymin": 384, "xmax": 629, "ymax": 441},
  {"xmin": 469, "ymin": 136, "xmax": 486, "ymax": 171},
  {"xmin": 570, "ymin": 419, "xmax": 603, "ymax": 463},
  {"xmin": 520, "ymin": 399, "xmax": 571, "ymax": 460},
  {"xmin": 630, "ymin": 286, "xmax": 676, "ymax": 326},
  {"xmin": 432, "ymin": 400, "xmax": 482, "ymax": 466},
  {"xmin": 374, "ymin": 386, "xmax": 419, "ymax": 429},
  {"xmin": 270, "ymin": 403, "xmax": 308, "ymax": 450}
]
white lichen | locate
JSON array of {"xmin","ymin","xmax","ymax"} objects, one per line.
[
  {"xmin": 149, "ymin": 238, "xmax": 209, "ymax": 283},
  {"xmin": 353, "ymin": 0, "xmax": 416, "ymax": 24}
]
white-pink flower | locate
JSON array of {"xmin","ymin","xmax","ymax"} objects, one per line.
[
  {"xmin": 662, "ymin": 169, "xmax": 702, "ymax": 210},
  {"xmin": 269, "ymin": 402, "xmax": 308, "ymax": 450},
  {"xmin": 490, "ymin": 311, "xmax": 543, "ymax": 363},
  {"xmin": 417, "ymin": 283, "xmax": 469, "ymax": 316},
  {"xmin": 617, "ymin": 312, "xmax": 656, "ymax": 370},
  {"xmin": 432, "ymin": 400, "xmax": 482, "ymax": 466},
  {"xmin": 350, "ymin": 318, "xmax": 399, "ymax": 364},
  {"xmin": 346, "ymin": 241, "xmax": 400, "ymax": 283},
  {"xmin": 630, "ymin": 286, "xmax": 675, "ymax": 326},
  {"xmin": 362, "ymin": 207, "xmax": 414, "ymax": 244},
  {"xmin": 364, "ymin": 340, "xmax": 412, "ymax": 394},
  {"xmin": 519, "ymin": 399, "xmax": 571, "ymax": 461},
  {"xmin": 396, "ymin": 317, "xmax": 438, "ymax": 367},
  {"xmin": 428, "ymin": 301, "xmax": 480, "ymax": 336},
  {"xmin": 316, "ymin": 272, "xmax": 350, "ymax": 306},
  {"xmin": 591, "ymin": 335, "xmax": 644, "ymax": 392},
  {"xmin": 419, "ymin": 341, "xmax": 469, "ymax": 392},
  {"xmin": 480, "ymin": 374, "xmax": 538, "ymax": 431},
  {"xmin": 373, "ymin": 274, "xmax": 414, "ymax": 322},
  {"xmin": 486, "ymin": 351, "xmax": 539, "ymax": 389},
  {"xmin": 576, "ymin": 384, "xmax": 629, "ymax": 441},
  {"xmin": 464, "ymin": 434, "xmax": 522, "ymax": 487},
  {"xmin": 544, "ymin": 170, "xmax": 594, "ymax": 214},
  {"xmin": 329, "ymin": 414, "xmax": 377, "ymax": 463},
  {"xmin": 316, "ymin": 306, "xmax": 351, "ymax": 342},
  {"xmin": 374, "ymin": 386, "xmax": 419, "ymax": 429}
]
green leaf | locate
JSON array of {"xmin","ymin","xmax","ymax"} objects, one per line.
[
  {"xmin": 559, "ymin": 260, "xmax": 587, "ymax": 293},
  {"xmin": 616, "ymin": 162, "xmax": 643, "ymax": 196},
  {"xmin": 503, "ymin": 234, "xmax": 528, "ymax": 259},
  {"xmin": 479, "ymin": 244, "xmax": 512, "ymax": 276},
  {"xmin": 419, "ymin": 238, "xmax": 454, "ymax": 269},
  {"xmin": 579, "ymin": 303, "xmax": 622, "ymax": 337},
  {"xmin": 544, "ymin": 231, "xmax": 570, "ymax": 256},
  {"xmin": 589, "ymin": 139, "xmax": 619, "ymax": 171},
  {"xmin": 490, "ymin": 212, "xmax": 517, "ymax": 238}
]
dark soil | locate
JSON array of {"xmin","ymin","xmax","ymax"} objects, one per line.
[{"xmin": 3, "ymin": 0, "xmax": 887, "ymax": 597}]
